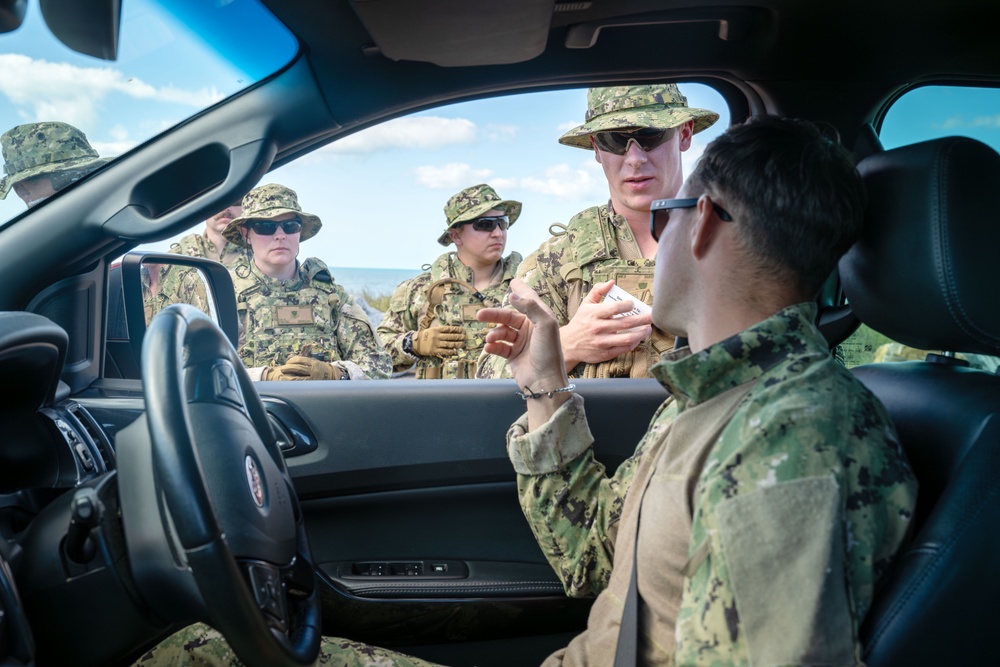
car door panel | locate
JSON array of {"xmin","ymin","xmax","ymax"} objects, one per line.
[{"xmin": 260, "ymin": 378, "xmax": 666, "ymax": 663}]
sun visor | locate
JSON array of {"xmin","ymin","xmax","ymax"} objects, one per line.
[{"xmin": 348, "ymin": 0, "xmax": 554, "ymax": 66}]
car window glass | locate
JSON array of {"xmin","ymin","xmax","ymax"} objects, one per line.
[
  {"xmin": 838, "ymin": 84, "xmax": 1000, "ymax": 371},
  {"xmin": 0, "ymin": 0, "xmax": 295, "ymax": 226},
  {"xmin": 137, "ymin": 84, "xmax": 730, "ymax": 359}
]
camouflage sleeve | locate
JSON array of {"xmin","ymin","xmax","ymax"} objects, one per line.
[
  {"xmin": 674, "ymin": 387, "xmax": 917, "ymax": 665},
  {"xmin": 375, "ymin": 276, "xmax": 424, "ymax": 374},
  {"xmin": 334, "ymin": 291, "xmax": 392, "ymax": 380},
  {"xmin": 507, "ymin": 393, "xmax": 643, "ymax": 598}
]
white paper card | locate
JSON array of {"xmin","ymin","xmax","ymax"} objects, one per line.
[{"xmin": 603, "ymin": 284, "xmax": 652, "ymax": 318}]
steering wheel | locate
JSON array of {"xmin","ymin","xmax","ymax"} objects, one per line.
[{"xmin": 118, "ymin": 304, "xmax": 320, "ymax": 666}]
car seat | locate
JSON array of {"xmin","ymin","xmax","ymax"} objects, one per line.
[{"xmin": 839, "ymin": 136, "xmax": 1000, "ymax": 665}]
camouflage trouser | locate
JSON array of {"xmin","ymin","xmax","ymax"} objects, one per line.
[{"xmin": 133, "ymin": 622, "xmax": 446, "ymax": 667}]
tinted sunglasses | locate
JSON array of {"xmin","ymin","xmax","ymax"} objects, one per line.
[
  {"xmin": 649, "ymin": 198, "xmax": 733, "ymax": 241},
  {"xmin": 592, "ymin": 128, "xmax": 673, "ymax": 155},
  {"xmin": 458, "ymin": 215, "xmax": 509, "ymax": 232},
  {"xmin": 245, "ymin": 218, "xmax": 303, "ymax": 235}
]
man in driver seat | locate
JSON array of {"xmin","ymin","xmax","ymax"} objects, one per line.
[{"xmin": 136, "ymin": 117, "xmax": 917, "ymax": 666}]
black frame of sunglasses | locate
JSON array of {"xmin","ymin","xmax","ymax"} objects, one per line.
[
  {"xmin": 592, "ymin": 127, "xmax": 672, "ymax": 155},
  {"xmin": 244, "ymin": 218, "xmax": 304, "ymax": 235},
  {"xmin": 458, "ymin": 215, "xmax": 510, "ymax": 232},
  {"xmin": 649, "ymin": 198, "xmax": 733, "ymax": 241}
]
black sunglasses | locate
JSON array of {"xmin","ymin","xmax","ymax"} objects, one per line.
[
  {"xmin": 459, "ymin": 215, "xmax": 509, "ymax": 232},
  {"xmin": 245, "ymin": 218, "xmax": 303, "ymax": 236},
  {"xmin": 592, "ymin": 128, "xmax": 673, "ymax": 155},
  {"xmin": 649, "ymin": 198, "xmax": 733, "ymax": 241}
]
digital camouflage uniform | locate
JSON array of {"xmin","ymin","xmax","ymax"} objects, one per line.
[
  {"xmin": 377, "ymin": 250, "xmax": 521, "ymax": 378},
  {"xmin": 231, "ymin": 256, "xmax": 390, "ymax": 380},
  {"xmin": 507, "ymin": 303, "xmax": 917, "ymax": 665},
  {"xmin": 477, "ymin": 84, "xmax": 718, "ymax": 380},
  {"xmin": 143, "ymin": 303, "xmax": 917, "ymax": 667},
  {"xmin": 478, "ymin": 201, "xmax": 674, "ymax": 379},
  {"xmin": 145, "ymin": 231, "xmax": 245, "ymax": 321},
  {"xmin": 144, "ymin": 263, "xmax": 212, "ymax": 323},
  {"xmin": 0, "ymin": 120, "xmax": 110, "ymax": 199},
  {"xmin": 378, "ymin": 183, "xmax": 522, "ymax": 379},
  {"xmin": 169, "ymin": 231, "xmax": 244, "ymax": 268},
  {"xmin": 222, "ymin": 183, "xmax": 391, "ymax": 380},
  {"xmin": 133, "ymin": 623, "xmax": 444, "ymax": 667}
]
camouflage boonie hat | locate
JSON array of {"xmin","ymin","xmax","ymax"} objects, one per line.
[
  {"xmin": 224, "ymin": 183, "xmax": 322, "ymax": 247},
  {"xmin": 558, "ymin": 84, "xmax": 720, "ymax": 150},
  {"xmin": 438, "ymin": 183, "xmax": 522, "ymax": 246},
  {"xmin": 0, "ymin": 121, "xmax": 111, "ymax": 199}
]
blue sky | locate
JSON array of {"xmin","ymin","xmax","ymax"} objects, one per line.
[{"xmin": 2, "ymin": 0, "xmax": 999, "ymax": 272}]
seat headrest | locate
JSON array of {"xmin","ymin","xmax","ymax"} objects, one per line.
[{"xmin": 840, "ymin": 137, "xmax": 1000, "ymax": 357}]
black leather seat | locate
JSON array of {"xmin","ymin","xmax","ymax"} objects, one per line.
[{"xmin": 839, "ymin": 136, "xmax": 1000, "ymax": 665}]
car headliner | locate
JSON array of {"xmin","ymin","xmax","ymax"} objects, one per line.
[{"xmin": 264, "ymin": 0, "xmax": 1000, "ymax": 159}]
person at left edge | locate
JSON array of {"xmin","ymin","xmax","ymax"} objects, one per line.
[
  {"xmin": 0, "ymin": 120, "xmax": 111, "ymax": 206},
  {"xmin": 223, "ymin": 183, "xmax": 391, "ymax": 381},
  {"xmin": 377, "ymin": 183, "xmax": 522, "ymax": 379}
]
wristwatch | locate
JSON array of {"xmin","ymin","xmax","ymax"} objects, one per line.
[{"xmin": 402, "ymin": 331, "xmax": 415, "ymax": 356}]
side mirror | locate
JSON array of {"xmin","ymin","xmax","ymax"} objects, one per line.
[{"xmin": 119, "ymin": 252, "xmax": 239, "ymax": 376}]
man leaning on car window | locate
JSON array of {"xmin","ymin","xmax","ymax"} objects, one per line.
[
  {"xmin": 138, "ymin": 117, "xmax": 917, "ymax": 665},
  {"xmin": 477, "ymin": 83, "xmax": 719, "ymax": 380}
]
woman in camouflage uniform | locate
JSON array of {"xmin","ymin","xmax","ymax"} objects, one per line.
[
  {"xmin": 377, "ymin": 184, "xmax": 521, "ymax": 379},
  {"xmin": 224, "ymin": 183, "xmax": 391, "ymax": 381}
]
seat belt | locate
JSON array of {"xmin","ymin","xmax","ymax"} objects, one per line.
[{"xmin": 613, "ymin": 540, "xmax": 639, "ymax": 666}]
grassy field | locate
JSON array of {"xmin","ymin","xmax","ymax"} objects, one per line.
[{"xmin": 362, "ymin": 289, "xmax": 391, "ymax": 313}]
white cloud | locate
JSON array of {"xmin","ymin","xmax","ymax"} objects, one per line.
[
  {"xmin": 556, "ymin": 120, "xmax": 580, "ymax": 133},
  {"xmin": 484, "ymin": 124, "xmax": 519, "ymax": 142},
  {"xmin": 414, "ymin": 162, "xmax": 493, "ymax": 189},
  {"xmin": 324, "ymin": 116, "xmax": 477, "ymax": 155},
  {"xmin": 0, "ymin": 54, "xmax": 222, "ymax": 129},
  {"xmin": 510, "ymin": 161, "xmax": 604, "ymax": 200},
  {"xmin": 940, "ymin": 114, "xmax": 1000, "ymax": 130}
]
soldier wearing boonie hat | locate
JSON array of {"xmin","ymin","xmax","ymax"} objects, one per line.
[
  {"xmin": 478, "ymin": 84, "xmax": 721, "ymax": 381},
  {"xmin": 0, "ymin": 121, "xmax": 111, "ymax": 205},
  {"xmin": 378, "ymin": 183, "xmax": 523, "ymax": 379},
  {"xmin": 224, "ymin": 183, "xmax": 391, "ymax": 382},
  {"xmin": 557, "ymin": 84, "xmax": 719, "ymax": 149}
]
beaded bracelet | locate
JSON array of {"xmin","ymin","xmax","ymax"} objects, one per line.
[{"xmin": 515, "ymin": 384, "xmax": 576, "ymax": 400}]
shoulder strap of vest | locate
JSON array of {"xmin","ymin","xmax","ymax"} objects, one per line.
[
  {"xmin": 561, "ymin": 205, "xmax": 615, "ymax": 321},
  {"xmin": 417, "ymin": 277, "xmax": 483, "ymax": 331}
]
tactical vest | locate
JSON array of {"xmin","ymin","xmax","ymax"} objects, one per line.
[
  {"xmin": 558, "ymin": 205, "xmax": 674, "ymax": 378},
  {"xmin": 414, "ymin": 252, "xmax": 521, "ymax": 379},
  {"xmin": 232, "ymin": 257, "xmax": 347, "ymax": 368}
]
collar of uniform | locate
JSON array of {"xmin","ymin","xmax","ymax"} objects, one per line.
[
  {"xmin": 649, "ymin": 302, "xmax": 825, "ymax": 409},
  {"xmin": 438, "ymin": 251, "xmax": 512, "ymax": 288},
  {"xmin": 603, "ymin": 199, "xmax": 628, "ymax": 231},
  {"xmin": 249, "ymin": 258, "xmax": 306, "ymax": 288}
]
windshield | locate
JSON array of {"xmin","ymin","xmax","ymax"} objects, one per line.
[{"xmin": 0, "ymin": 0, "xmax": 296, "ymax": 224}]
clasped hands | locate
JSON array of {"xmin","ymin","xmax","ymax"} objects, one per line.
[
  {"xmin": 263, "ymin": 355, "xmax": 348, "ymax": 381},
  {"xmin": 412, "ymin": 325, "xmax": 466, "ymax": 358}
]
